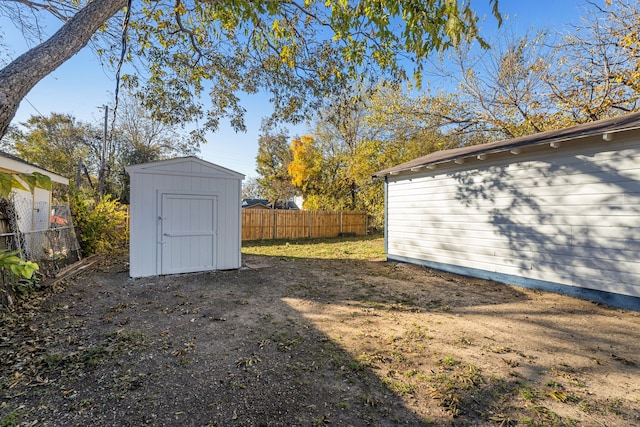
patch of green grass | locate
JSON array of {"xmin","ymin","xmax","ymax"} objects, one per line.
[
  {"xmin": 39, "ymin": 352, "xmax": 67, "ymax": 369},
  {"xmin": 355, "ymin": 353, "xmax": 374, "ymax": 367},
  {"xmin": 531, "ymin": 405, "xmax": 560, "ymax": 423},
  {"xmin": 434, "ymin": 373, "xmax": 456, "ymax": 389},
  {"xmin": 391, "ymin": 350, "xmax": 407, "ymax": 363},
  {"xmin": 454, "ymin": 337, "xmax": 472, "ymax": 346},
  {"xmin": 0, "ymin": 406, "xmax": 21, "ymax": 427},
  {"xmin": 416, "ymin": 373, "xmax": 430, "ymax": 382},
  {"xmin": 82, "ymin": 345, "xmax": 109, "ymax": 365},
  {"xmin": 404, "ymin": 369, "xmax": 419, "ymax": 378},
  {"xmin": 518, "ymin": 416, "xmax": 537, "ymax": 426},
  {"xmin": 404, "ymin": 324, "xmax": 429, "ymax": 340},
  {"xmin": 438, "ymin": 355, "xmax": 460, "ymax": 367},
  {"xmin": 606, "ymin": 397, "xmax": 624, "ymax": 415},
  {"xmin": 569, "ymin": 379, "xmax": 585, "ymax": 387},
  {"xmin": 337, "ymin": 401, "xmax": 350, "ymax": 410},
  {"xmin": 107, "ymin": 329, "xmax": 149, "ymax": 356},
  {"xmin": 453, "ymin": 363, "xmax": 482, "ymax": 389},
  {"xmin": 383, "ymin": 378, "xmax": 415, "ymax": 395},
  {"xmin": 270, "ymin": 331, "xmax": 303, "ymax": 352},
  {"xmin": 578, "ymin": 400, "xmax": 592, "ymax": 413},
  {"xmin": 313, "ymin": 415, "xmax": 331, "ymax": 426},
  {"xmin": 359, "ymin": 300, "xmax": 386, "ymax": 310},
  {"xmin": 519, "ymin": 384, "xmax": 539, "ymax": 401},
  {"xmin": 348, "ymin": 358, "xmax": 369, "ymax": 373},
  {"xmin": 361, "ymin": 393, "xmax": 381, "ymax": 407},
  {"xmin": 242, "ymin": 235, "xmax": 384, "ymax": 261}
]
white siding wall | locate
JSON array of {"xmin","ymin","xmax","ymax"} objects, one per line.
[
  {"xmin": 9, "ymin": 187, "xmax": 52, "ymax": 259},
  {"xmin": 386, "ymin": 134, "xmax": 640, "ymax": 299},
  {"xmin": 128, "ymin": 158, "xmax": 242, "ymax": 278},
  {"xmin": 12, "ymin": 187, "xmax": 51, "ymax": 231}
]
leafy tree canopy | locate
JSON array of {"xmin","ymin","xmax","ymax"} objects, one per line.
[
  {"xmin": 289, "ymin": 85, "xmax": 458, "ymax": 221},
  {"xmin": 255, "ymin": 123, "xmax": 296, "ymax": 206},
  {"xmin": 3, "ymin": 97, "xmax": 200, "ymax": 201},
  {"xmin": 257, "ymin": 0, "xmax": 640, "ymax": 225},
  {"xmin": 0, "ymin": 0, "xmax": 501, "ymax": 139},
  {"xmin": 242, "ymin": 176, "xmax": 264, "ymax": 200},
  {"xmin": 3, "ymin": 113, "xmax": 94, "ymax": 177}
]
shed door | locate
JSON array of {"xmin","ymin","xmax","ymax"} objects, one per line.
[{"xmin": 160, "ymin": 193, "xmax": 217, "ymax": 275}]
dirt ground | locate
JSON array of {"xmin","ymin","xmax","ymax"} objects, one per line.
[{"xmin": 1, "ymin": 247, "xmax": 639, "ymax": 426}]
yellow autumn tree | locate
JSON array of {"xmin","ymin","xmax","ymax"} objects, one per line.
[{"xmin": 288, "ymin": 135, "xmax": 325, "ymax": 209}]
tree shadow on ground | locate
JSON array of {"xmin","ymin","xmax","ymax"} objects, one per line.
[{"xmin": 1, "ymin": 254, "xmax": 639, "ymax": 426}]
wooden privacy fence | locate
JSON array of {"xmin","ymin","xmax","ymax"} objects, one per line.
[{"xmin": 242, "ymin": 210, "xmax": 367, "ymax": 241}]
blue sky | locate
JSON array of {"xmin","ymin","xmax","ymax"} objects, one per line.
[{"xmin": 1, "ymin": 0, "xmax": 598, "ymax": 178}]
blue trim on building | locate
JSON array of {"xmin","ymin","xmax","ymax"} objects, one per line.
[{"xmin": 388, "ymin": 255, "xmax": 640, "ymax": 312}]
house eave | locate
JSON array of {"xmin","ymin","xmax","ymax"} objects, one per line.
[
  {"xmin": 372, "ymin": 112, "xmax": 640, "ymax": 180},
  {"xmin": 0, "ymin": 153, "xmax": 69, "ymax": 185}
]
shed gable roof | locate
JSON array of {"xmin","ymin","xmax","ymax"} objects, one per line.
[
  {"xmin": 373, "ymin": 111, "xmax": 640, "ymax": 178},
  {"xmin": 125, "ymin": 156, "xmax": 245, "ymax": 180}
]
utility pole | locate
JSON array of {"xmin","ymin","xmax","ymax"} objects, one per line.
[
  {"xmin": 98, "ymin": 105, "xmax": 108, "ymax": 195},
  {"xmin": 76, "ymin": 158, "xmax": 82, "ymax": 190}
]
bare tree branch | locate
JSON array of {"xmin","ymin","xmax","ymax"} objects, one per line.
[{"xmin": 0, "ymin": 0, "xmax": 127, "ymax": 136}]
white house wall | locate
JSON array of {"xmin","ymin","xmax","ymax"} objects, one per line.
[
  {"xmin": 386, "ymin": 133, "xmax": 640, "ymax": 302},
  {"xmin": 9, "ymin": 187, "xmax": 52, "ymax": 258},
  {"xmin": 128, "ymin": 159, "xmax": 242, "ymax": 278}
]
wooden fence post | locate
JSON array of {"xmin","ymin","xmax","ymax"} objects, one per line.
[
  {"xmin": 272, "ymin": 209, "xmax": 276, "ymax": 240},
  {"xmin": 365, "ymin": 213, "xmax": 368, "ymax": 235}
]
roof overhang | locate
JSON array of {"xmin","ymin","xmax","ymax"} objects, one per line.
[
  {"xmin": 373, "ymin": 112, "xmax": 640, "ymax": 180},
  {"xmin": 0, "ymin": 153, "xmax": 69, "ymax": 185}
]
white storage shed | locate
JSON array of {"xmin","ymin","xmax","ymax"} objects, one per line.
[
  {"xmin": 126, "ymin": 157, "xmax": 244, "ymax": 278},
  {"xmin": 373, "ymin": 113, "xmax": 640, "ymax": 311}
]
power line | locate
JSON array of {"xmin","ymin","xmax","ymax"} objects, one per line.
[
  {"xmin": 109, "ymin": 0, "xmax": 133, "ymax": 142},
  {"xmin": 23, "ymin": 97, "xmax": 44, "ymax": 117}
]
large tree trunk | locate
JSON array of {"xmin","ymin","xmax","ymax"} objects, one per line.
[{"xmin": 0, "ymin": 0, "xmax": 127, "ymax": 138}]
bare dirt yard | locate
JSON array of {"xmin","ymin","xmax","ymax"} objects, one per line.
[{"xmin": 1, "ymin": 236, "xmax": 639, "ymax": 426}]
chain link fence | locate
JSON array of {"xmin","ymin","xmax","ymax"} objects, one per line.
[{"xmin": 0, "ymin": 195, "xmax": 81, "ymax": 277}]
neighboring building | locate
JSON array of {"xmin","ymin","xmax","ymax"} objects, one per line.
[
  {"xmin": 241, "ymin": 198, "xmax": 300, "ymax": 210},
  {"xmin": 373, "ymin": 112, "xmax": 640, "ymax": 311},
  {"xmin": 277, "ymin": 200, "xmax": 300, "ymax": 210},
  {"xmin": 242, "ymin": 198, "xmax": 272, "ymax": 209},
  {"xmin": 126, "ymin": 157, "xmax": 244, "ymax": 278},
  {"xmin": 0, "ymin": 150, "xmax": 69, "ymax": 231},
  {"xmin": 0, "ymin": 151, "xmax": 70, "ymax": 257}
]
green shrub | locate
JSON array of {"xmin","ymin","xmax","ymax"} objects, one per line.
[
  {"xmin": 0, "ymin": 250, "xmax": 38, "ymax": 279},
  {"xmin": 0, "ymin": 250, "xmax": 40, "ymax": 307},
  {"xmin": 71, "ymin": 193, "xmax": 128, "ymax": 256}
]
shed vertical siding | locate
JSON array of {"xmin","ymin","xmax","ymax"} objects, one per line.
[
  {"xmin": 386, "ymin": 134, "xmax": 640, "ymax": 301},
  {"xmin": 127, "ymin": 158, "xmax": 243, "ymax": 278},
  {"xmin": 128, "ymin": 169, "xmax": 153, "ymax": 278}
]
